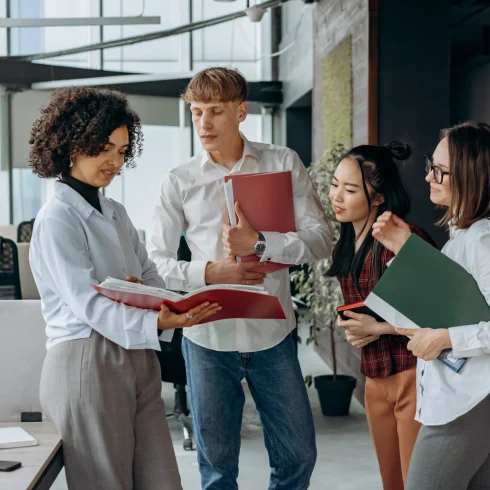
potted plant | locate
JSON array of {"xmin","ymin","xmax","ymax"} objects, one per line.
[{"xmin": 291, "ymin": 143, "xmax": 357, "ymax": 416}]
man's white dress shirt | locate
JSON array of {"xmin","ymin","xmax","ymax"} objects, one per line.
[
  {"xmin": 30, "ymin": 181, "xmax": 172, "ymax": 351},
  {"xmin": 148, "ymin": 135, "xmax": 332, "ymax": 352}
]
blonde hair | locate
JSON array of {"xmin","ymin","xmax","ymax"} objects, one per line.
[{"xmin": 182, "ymin": 67, "xmax": 248, "ymax": 104}]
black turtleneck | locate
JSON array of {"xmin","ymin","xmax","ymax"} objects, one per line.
[{"xmin": 60, "ymin": 173, "xmax": 102, "ymax": 213}]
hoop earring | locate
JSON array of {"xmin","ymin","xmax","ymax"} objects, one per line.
[{"xmin": 69, "ymin": 158, "xmax": 74, "ymax": 168}]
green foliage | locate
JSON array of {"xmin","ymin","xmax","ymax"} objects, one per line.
[
  {"xmin": 322, "ymin": 36, "xmax": 353, "ymax": 150},
  {"xmin": 291, "ymin": 143, "xmax": 347, "ymax": 375}
]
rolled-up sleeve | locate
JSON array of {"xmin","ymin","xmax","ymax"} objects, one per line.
[
  {"xmin": 450, "ymin": 231, "xmax": 490, "ymax": 358},
  {"xmin": 37, "ymin": 216, "xmax": 162, "ymax": 350},
  {"xmin": 147, "ymin": 176, "xmax": 207, "ymax": 292},
  {"xmin": 260, "ymin": 150, "xmax": 333, "ymax": 264}
]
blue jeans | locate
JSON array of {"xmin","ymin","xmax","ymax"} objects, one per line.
[{"xmin": 182, "ymin": 333, "xmax": 317, "ymax": 490}]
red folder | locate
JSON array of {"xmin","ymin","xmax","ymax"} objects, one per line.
[
  {"xmin": 93, "ymin": 285, "xmax": 286, "ymax": 323},
  {"xmin": 224, "ymin": 171, "xmax": 296, "ymax": 273}
]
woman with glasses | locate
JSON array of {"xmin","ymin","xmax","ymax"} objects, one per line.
[
  {"xmin": 28, "ymin": 88, "xmax": 221, "ymax": 490},
  {"xmin": 373, "ymin": 121, "xmax": 490, "ymax": 489}
]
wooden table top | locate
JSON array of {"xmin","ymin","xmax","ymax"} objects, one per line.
[{"xmin": 0, "ymin": 422, "xmax": 62, "ymax": 490}]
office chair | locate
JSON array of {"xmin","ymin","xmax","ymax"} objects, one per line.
[
  {"xmin": 17, "ymin": 218, "xmax": 35, "ymax": 243},
  {"xmin": 0, "ymin": 237, "xmax": 22, "ymax": 300},
  {"xmin": 154, "ymin": 234, "xmax": 194, "ymax": 450}
]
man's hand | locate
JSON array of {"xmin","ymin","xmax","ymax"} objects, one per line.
[
  {"xmin": 395, "ymin": 327, "xmax": 452, "ymax": 361},
  {"xmin": 222, "ymin": 201, "xmax": 259, "ymax": 257},
  {"xmin": 205, "ymin": 256, "xmax": 267, "ymax": 285}
]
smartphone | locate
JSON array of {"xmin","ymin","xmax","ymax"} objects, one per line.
[
  {"xmin": 337, "ymin": 302, "xmax": 384, "ymax": 322},
  {"xmin": 0, "ymin": 461, "xmax": 21, "ymax": 472}
]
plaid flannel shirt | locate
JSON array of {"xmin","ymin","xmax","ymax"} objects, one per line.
[{"xmin": 337, "ymin": 225, "xmax": 436, "ymax": 378}]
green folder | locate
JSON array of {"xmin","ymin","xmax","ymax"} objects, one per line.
[{"xmin": 365, "ymin": 234, "xmax": 490, "ymax": 330}]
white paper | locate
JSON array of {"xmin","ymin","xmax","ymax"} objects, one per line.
[
  {"xmin": 97, "ymin": 277, "xmax": 269, "ymax": 301},
  {"xmin": 223, "ymin": 180, "xmax": 241, "ymax": 262},
  {"xmin": 365, "ymin": 292, "xmax": 421, "ymax": 338},
  {"xmin": 0, "ymin": 427, "xmax": 38, "ymax": 449}
]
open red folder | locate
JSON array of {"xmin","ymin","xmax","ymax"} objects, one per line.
[
  {"xmin": 224, "ymin": 171, "xmax": 296, "ymax": 273},
  {"xmin": 92, "ymin": 279, "xmax": 286, "ymax": 324}
]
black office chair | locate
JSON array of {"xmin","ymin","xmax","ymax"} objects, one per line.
[
  {"xmin": 0, "ymin": 237, "xmax": 22, "ymax": 300},
  {"xmin": 17, "ymin": 218, "xmax": 35, "ymax": 243},
  {"xmin": 154, "ymin": 234, "xmax": 194, "ymax": 450}
]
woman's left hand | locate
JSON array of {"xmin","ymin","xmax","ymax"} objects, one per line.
[
  {"xmin": 339, "ymin": 311, "xmax": 382, "ymax": 337},
  {"xmin": 126, "ymin": 276, "xmax": 144, "ymax": 285},
  {"xmin": 395, "ymin": 327, "xmax": 452, "ymax": 360},
  {"xmin": 345, "ymin": 330, "xmax": 380, "ymax": 349}
]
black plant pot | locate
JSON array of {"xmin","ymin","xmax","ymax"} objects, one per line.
[{"xmin": 314, "ymin": 374, "xmax": 357, "ymax": 416}]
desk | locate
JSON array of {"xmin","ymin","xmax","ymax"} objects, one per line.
[{"xmin": 0, "ymin": 422, "xmax": 63, "ymax": 490}]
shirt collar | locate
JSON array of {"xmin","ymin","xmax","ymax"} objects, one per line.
[
  {"xmin": 199, "ymin": 133, "xmax": 261, "ymax": 169},
  {"xmin": 54, "ymin": 181, "xmax": 115, "ymax": 221}
]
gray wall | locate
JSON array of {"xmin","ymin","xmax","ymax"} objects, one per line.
[
  {"xmin": 378, "ymin": 0, "xmax": 451, "ymax": 248},
  {"xmin": 452, "ymin": 60, "xmax": 490, "ymax": 125}
]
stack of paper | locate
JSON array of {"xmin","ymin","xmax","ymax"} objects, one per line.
[{"xmin": 0, "ymin": 427, "xmax": 38, "ymax": 449}]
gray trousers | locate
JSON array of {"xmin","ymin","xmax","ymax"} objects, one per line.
[
  {"xmin": 40, "ymin": 330, "xmax": 182, "ymax": 490},
  {"xmin": 406, "ymin": 395, "xmax": 490, "ymax": 490}
]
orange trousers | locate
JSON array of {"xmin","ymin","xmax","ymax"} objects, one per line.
[{"xmin": 364, "ymin": 366, "xmax": 420, "ymax": 490}]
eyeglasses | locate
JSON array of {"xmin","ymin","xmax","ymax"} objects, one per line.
[{"xmin": 424, "ymin": 154, "xmax": 450, "ymax": 184}]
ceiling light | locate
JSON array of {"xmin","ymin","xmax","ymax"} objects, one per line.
[
  {"xmin": 0, "ymin": 16, "xmax": 161, "ymax": 27},
  {"xmin": 245, "ymin": 5, "xmax": 267, "ymax": 22}
]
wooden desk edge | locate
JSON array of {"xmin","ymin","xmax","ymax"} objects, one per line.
[{"xmin": 28, "ymin": 439, "xmax": 62, "ymax": 490}]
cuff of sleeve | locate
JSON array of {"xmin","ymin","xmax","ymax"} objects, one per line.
[
  {"xmin": 158, "ymin": 328, "xmax": 175, "ymax": 343},
  {"xmin": 449, "ymin": 325, "xmax": 480, "ymax": 358},
  {"xmin": 143, "ymin": 311, "xmax": 163, "ymax": 351},
  {"xmin": 260, "ymin": 232, "xmax": 285, "ymax": 263},
  {"xmin": 187, "ymin": 260, "xmax": 208, "ymax": 289}
]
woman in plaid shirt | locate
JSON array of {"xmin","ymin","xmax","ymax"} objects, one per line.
[{"xmin": 327, "ymin": 141, "xmax": 435, "ymax": 490}]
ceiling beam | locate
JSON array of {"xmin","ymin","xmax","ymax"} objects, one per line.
[
  {"xmin": 0, "ymin": 16, "xmax": 161, "ymax": 27},
  {"xmin": 3, "ymin": 0, "xmax": 289, "ymax": 61}
]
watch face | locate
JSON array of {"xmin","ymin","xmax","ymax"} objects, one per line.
[{"xmin": 255, "ymin": 242, "xmax": 266, "ymax": 256}]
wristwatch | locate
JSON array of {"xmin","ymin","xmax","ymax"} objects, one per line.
[{"xmin": 254, "ymin": 231, "xmax": 266, "ymax": 257}]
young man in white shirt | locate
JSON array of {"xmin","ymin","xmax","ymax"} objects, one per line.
[{"xmin": 148, "ymin": 67, "xmax": 332, "ymax": 490}]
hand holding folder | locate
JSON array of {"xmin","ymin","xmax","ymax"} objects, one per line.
[
  {"xmin": 223, "ymin": 171, "xmax": 296, "ymax": 273},
  {"xmin": 365, "ymin": 234, "xmax": 490, "ymax": 372},
  {"xmin": 93, "ymin": 277, "xmax": 286, "ymax": 324}
]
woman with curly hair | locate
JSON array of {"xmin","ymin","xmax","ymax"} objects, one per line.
[{"xmin": 29, "ymin": 87, "xmax": 220, "ymax": 490}]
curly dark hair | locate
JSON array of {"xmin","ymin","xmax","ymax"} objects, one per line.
[{"xmin": 29, "ymin": 87, "xmax": 143, "ymax": 178}]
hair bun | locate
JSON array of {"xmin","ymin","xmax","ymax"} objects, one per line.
[{"xmin": 384, "ymin": 140, "xmax": 412, "ymax": 161}]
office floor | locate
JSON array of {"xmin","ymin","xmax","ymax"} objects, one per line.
[{"xmin": 51, "ymin": 323, "xmax": 382, "ymax": 490}]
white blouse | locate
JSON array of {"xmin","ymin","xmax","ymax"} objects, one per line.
[
  {"xmin": 416, "ymin": 218, "xmax": 490, "ymax": 425},
  {"xmin": 30, "ymin": 181, "xmax": 173, "ymax": 351}
]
